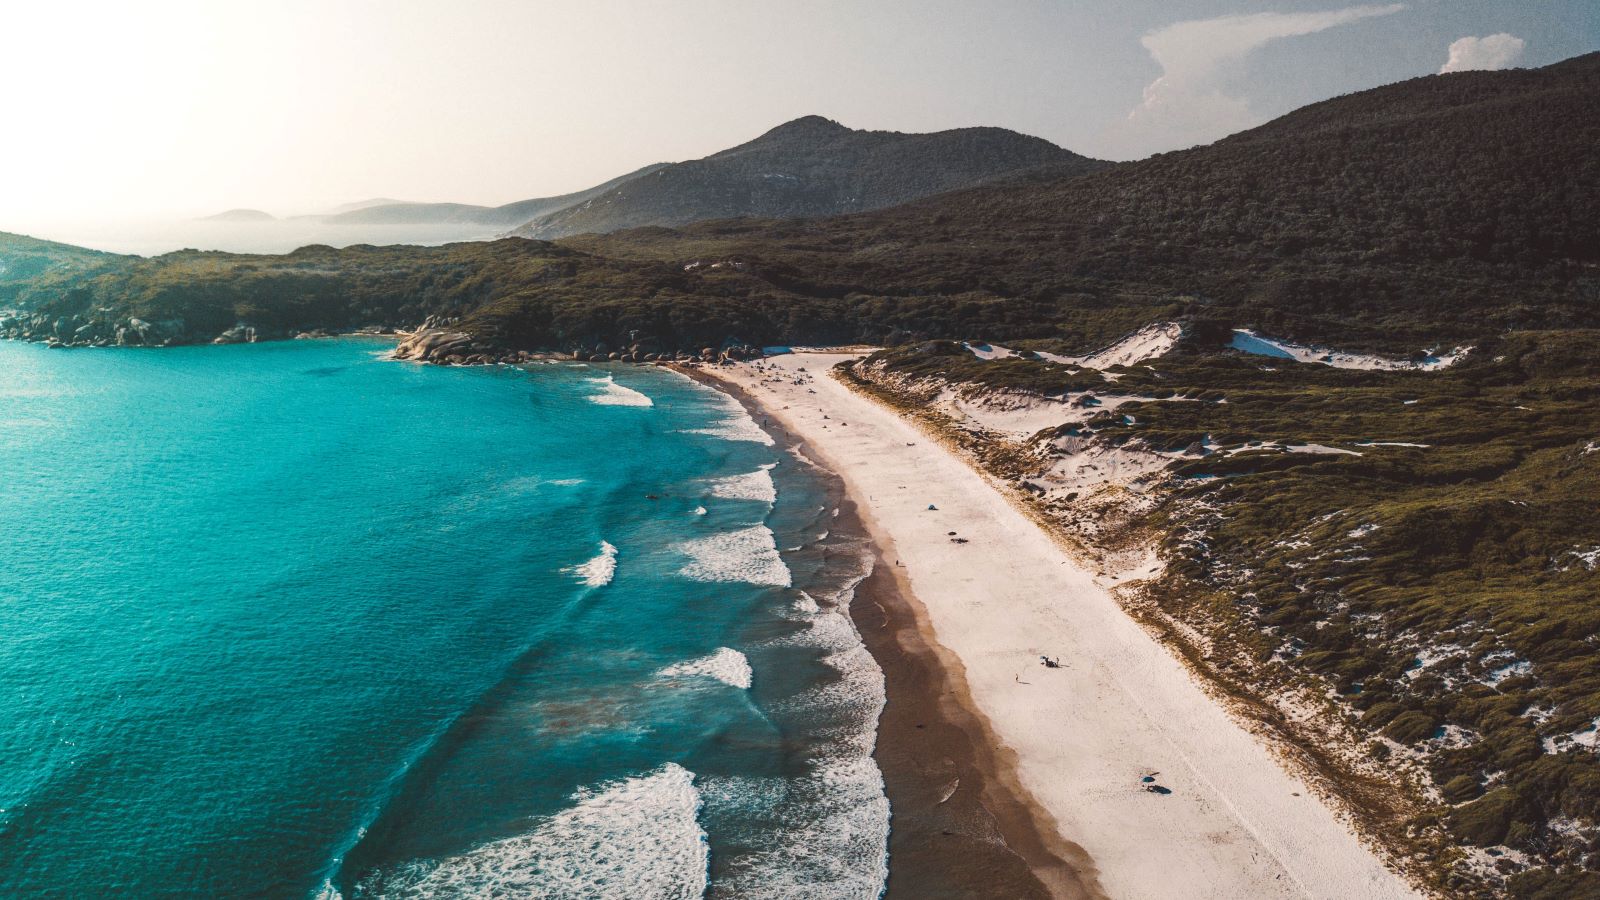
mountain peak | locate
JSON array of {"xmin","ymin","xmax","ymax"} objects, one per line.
[{"xmin": 758, "ymin": 115, "xmax": 853, "ymax": 140}]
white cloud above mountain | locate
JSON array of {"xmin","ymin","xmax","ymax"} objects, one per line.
[
  {"xmin": 1105, "ymin": 4, "xmax": 1406, "ymax": 158},
  {"xmin": 1440, "ymin": 33, "xmax": 1526, "ymax": 73}
]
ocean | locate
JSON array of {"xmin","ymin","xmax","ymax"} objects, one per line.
[{"xmin": 0, "ymin": 338, "xmax": 888, "ymax": 898}]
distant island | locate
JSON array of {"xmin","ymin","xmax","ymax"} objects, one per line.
[{"xmin": 201, "ymin": 208, "xmax": 276, "ymax": 223}]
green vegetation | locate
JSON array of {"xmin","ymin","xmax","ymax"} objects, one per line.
[
  {"xmin": 0, "ymin": 233, "xmax": 124, "ymax": 305},
  {"xmin": 862, "ymin": 330, "xmax": 1600, "ymax": 896}
]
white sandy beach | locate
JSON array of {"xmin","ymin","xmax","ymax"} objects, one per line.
[{"xmin": 699, "ymin": 351, "xmax": 1420, "ymax": 900}]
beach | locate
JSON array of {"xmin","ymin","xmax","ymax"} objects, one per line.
[{"xmin": 693, "ymin": 350, "xmax": 1421, "ymax": 900}]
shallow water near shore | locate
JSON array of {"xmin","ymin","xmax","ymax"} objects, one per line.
[{"xmin": 0, "ymin": 339, "xmax": 887, "ymax": 898}]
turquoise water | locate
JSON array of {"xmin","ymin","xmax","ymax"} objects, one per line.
[{"xmin": 0, "ymin": 339, "xmax": 887, "ymax": 899}]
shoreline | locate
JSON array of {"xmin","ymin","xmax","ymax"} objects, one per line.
[
  {"xmin": 685, "ymin": 366, "xmax": 1102, "ymax": 899},
  {"xmin": 686, "ymin": 352, "xmax": 1420, "ymax": 900}
]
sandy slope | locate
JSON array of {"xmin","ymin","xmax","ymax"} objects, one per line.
[{"xmin": 698, "ymin": 351, "xmax": 1420, "ymax": 900}]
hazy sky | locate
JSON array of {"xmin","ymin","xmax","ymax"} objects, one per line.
[{"xmin": 2, "ymin": 0, "xmax": 1595, "ymax": 226}]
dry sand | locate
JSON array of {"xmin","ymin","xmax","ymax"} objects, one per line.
[{"xmin": 695, "ymin": 350, "xmax": 1421, "ymax": 900}]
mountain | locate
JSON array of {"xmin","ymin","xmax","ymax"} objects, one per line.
[
  {"xmin": 201, "ymin": 208, "xmax": 276, "ymax": 222},
  {"xmin": 321, "ymin": 164, "xmax": 669, "ymax": 227},
  {"xmin": 506, "ymin": 116, "xmax": 1105, "ymax": 239},
  {"xmin": 571, "ymin": 52, "xmax": 1600, "ymax": 354}
]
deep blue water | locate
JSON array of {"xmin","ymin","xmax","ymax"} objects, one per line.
[{"xmin": 0, "ymin": 339, "xmax": 886, "ymax": 899}]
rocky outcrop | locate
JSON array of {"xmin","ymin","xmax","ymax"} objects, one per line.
[
  {"xmin": 390, "ymin": 327, "xmax": 535, "ymax": 366},
  {"xmin": 392, "ymin": 328, "xmax": 478, "ymax": 362},
  {"xmin": 119, "ymin": 318, "xmax": 187, "ymax": 346},
  {"xmin": 0, "ymin": 312, "xmax": 189, "ymax": 348},
  {"xmin": 566, "ymin": 341, "xmax": 762, "ymax": 365},
  {"xmin": 212, "ymin": 323, "xmax": 259, "ymax": 344}
]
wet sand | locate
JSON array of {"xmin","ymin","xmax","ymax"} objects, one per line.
[{"xmin": 844, "ymin": 498, "xmax": 1105, "ymax": 900}]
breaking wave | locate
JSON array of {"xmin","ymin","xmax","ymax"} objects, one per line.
[
  {"xmin": 701, "ymin": 548, "xmax": 889, "ymax": 899},
  {"xmin": 586, "ymin": 374, "xmax": 654, "ymax": 407},
  {"xmin": 656, "ymin": 647, "xmax": 753, "ymax": 690},
  {"xmin": 676, "ymin": 526, "xmax": 791, "ymax": 587},
  {"xmin": 683, "ymin": 391, "xmax": 773, "ymax": 445},
  {"xmin": 563, "ymin": 541, "xmax": 618, "ymax": 587},
  {"xmin": 354, "ymin": 763, "xmax": 707, "ymax": 899},
  {"xmin": 706, "ymin": 464, "xmax": 778, "ymax": 503}
]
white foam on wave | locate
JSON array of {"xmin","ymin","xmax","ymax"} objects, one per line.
[
  {"xmin": 586, "ymin": 374, "xmax": 654, "ymax": 407},
  {"xmin": 361, "ymin": 763, "xmax": 707, "ymax": 900},
  {"xmin": 706, "ymin": 463, "xmax": 777, "ymax": 503},
  {"xmin": 500, "ymin": 475, "xmax": 586, "ymax": 495},
  {"xmin": 704, "ymin": 555, "xmax": 890, "ymax": 899},
  {"xmin": 563, "ymin": 541, "xmax": 618, "ymax": 587},
  {"xmin": 676, "ymin": 525, "xmax": 792, "ymax": 587},
  {"xmin": 683, "ymin": 390, "xmax": 774, "ymax": 445},
  {"xmin": 700, "ymin": 756, "xmax": 889, "ymax": 900},
  {"xmin": 656, "ymin": 647, "xmax": 754, "ymax": 690},
  {"xmin": 768, "ymin": 579, "xmax": 885, "ymax": 751}
]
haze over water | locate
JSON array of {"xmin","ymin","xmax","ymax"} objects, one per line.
[
  {"xmin": 0, "ymin": 339, "xmax": 887, "ymax": 898},
  {"xmin": 20, "ymin": 219, "xmax": 502, "ymax": 258}
]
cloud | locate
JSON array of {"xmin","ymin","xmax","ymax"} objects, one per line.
[
  {"xmin": 1107, "ymin": 4, "xmax": 1405, "ymax": 158},
  {"xmin": 1440, "ymin": 33, "xmax": 1525, "ymax": 73}
]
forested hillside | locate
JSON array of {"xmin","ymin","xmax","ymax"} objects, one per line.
[{"xmin": 575, "ymin": 52, "xmax": 1600, "ymax": 354}]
